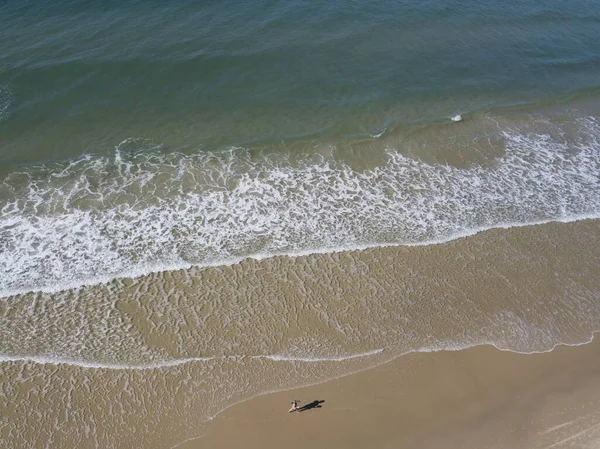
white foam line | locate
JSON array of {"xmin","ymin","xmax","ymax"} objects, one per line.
[
  {"xmin": 415, "ymin": 332, "xmax": 597, "ymax": 356},
  {"xmin": 263, "ymin": 348, "xmax": 384, "ymax": 362},
  {"xmin": 1, "ymin": 213, "xmax": 597, "ymax": 299},
  {"xmin": 2, "ymin": 330, "xmax": 597, "ymax": 372},
  {"xmin": 0, "ymin": 354, "xmax": 217, "ymax": 370},
  {"xmin": 489, "ymin": 332, "xmax": 597, "ymax": 356},
  {"xmin": 0, "ymin": 349, "xmax": 386, "ymax": 370}
]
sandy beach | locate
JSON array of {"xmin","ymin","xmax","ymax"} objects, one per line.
[{"xmin": 189, "ymin": 336, "xmax": 600, "ymax": 449}]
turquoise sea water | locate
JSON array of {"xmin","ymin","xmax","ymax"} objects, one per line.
[{"xmin": 1, "ymin": 0, "xmax": 600, "ymax": 295}]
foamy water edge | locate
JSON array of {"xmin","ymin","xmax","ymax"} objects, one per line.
[{"xmin": 2, "ymin": 214, "xmax": 598, "ymax": 298}]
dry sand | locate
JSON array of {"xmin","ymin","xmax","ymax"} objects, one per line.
[{"xmin": 184, "ymin": 336, "xmax": 600, "ymax": 449}]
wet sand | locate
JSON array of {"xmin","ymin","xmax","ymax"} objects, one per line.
[
  {"xmin": 2, "ymin": 220, "xmax": 600, "ymax": 448},
  {"xmin": 190, "ymin": 336, "xmax": 600, "ymax": 449}
]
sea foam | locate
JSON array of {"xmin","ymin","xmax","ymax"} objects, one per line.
[{"xmin": 1, "ymin": 116, "xmax": 599, "ymax": 297}]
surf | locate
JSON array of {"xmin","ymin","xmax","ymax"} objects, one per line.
[{"xmin": 1, "ymin": 115, "xmax": 599, "ymax": 297}]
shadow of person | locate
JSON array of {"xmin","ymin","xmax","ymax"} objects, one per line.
[{"xmin": 297, "ymin": 400, "xmax": 325, "ymax": 412}]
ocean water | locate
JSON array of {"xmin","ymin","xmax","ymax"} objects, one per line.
[{"xmin": 1, "ymin": 0, "xmax": 600, "ymax": 448}]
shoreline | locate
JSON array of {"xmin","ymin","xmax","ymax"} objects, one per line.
[
  {"xmin": 183, "ymin": 333, "xmax": 600, "ymax": 449},
  {"xmin": 2, "ymin": 219, "xmax": 599, "ymax": 449},
  {"xmin": 195, "ymin": 331, "xmax": 598, "ymax": 424},
  {"xmin": 4, "ymin": 216, "xmax": 599, "ymax": 300}
]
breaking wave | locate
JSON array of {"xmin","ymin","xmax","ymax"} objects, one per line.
[{"xmin": 1, "ymin": 117, "xmax": 599, "ymax": 297}]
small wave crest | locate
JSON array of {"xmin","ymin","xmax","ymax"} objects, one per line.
[{"xmin": 369, "ymin": 127, "xmax": 386, "ymax": 138}]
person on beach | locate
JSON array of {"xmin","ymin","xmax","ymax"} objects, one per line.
[{"xmin": 288, "ymin": 400, "xmax": 300, "ymax": 412}]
